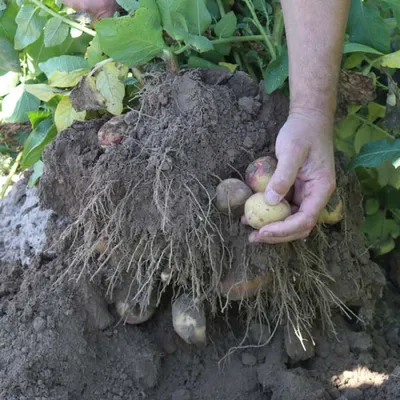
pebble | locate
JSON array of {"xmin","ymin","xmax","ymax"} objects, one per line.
[
  {"xmin": 347, "ymin": 332, "xmax": 373, "ymax": 352},
  {"xmin": 241, "ymin": 353, "xmax": 257, "ymax": 366},
  {"xmin": 171, "ymin": 388, "xmax": 191, "ymax": 400},
  {"xmin": 32, "ymin": 317, "xmax": 46, "ymax": 333}
]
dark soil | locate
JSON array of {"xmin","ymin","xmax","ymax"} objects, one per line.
[{"xmin": 0, "ymin": 70, "xmax": 399, "ymax": 400}]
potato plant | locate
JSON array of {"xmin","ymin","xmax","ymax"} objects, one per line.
[{"xmin": 0, "ymin": 0, "xmax": 399, "ymax": 254}]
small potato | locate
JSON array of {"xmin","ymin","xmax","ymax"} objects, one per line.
[
  {"xmin": 172, "ymin": 294, "xmax": 206, "ymax": 346},
  {"xmin": 318, "ymin": 191, "xmax": 343, "ymax": 225},
  {"xmin": 98, "ymin": 116, "xmax": 127, "ymax": 148},
  {"xmin": 245, "ymin": 193, "xmax": 291, "ymax": 230},
  {"xmin": 219, "ymin": 273, "xmax": 273, "ymax": 301},
  {"xmin": 216, "ymin": 178, "xmax": 253, "ymax": 213},
  {"xmin": 245, "ymin": 156, "xmax": 277, "ymax": 193},
  {"xmin": 114, "ymin": 279, "xmax": 157, "ymax": 325}
]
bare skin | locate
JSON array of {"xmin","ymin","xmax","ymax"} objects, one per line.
[
  {"xmin": 247, "ymin": 0, "xmax": 351, "ymax": 244},
  {"xmin": 62, "ymin": 0, "xmax": 116, "ymax": 19},
  {"xmin": 62, "ymin": 0, "xmax": 350, "ymax": 244}
]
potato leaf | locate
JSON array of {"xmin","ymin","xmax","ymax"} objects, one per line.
[
  {"xmin": 15, "ymin": 4, "xmax": 46, "ymax": 50},
  {"xmin": 28, "ymin": 160, "xmax": 44, "ymax": 188},
  {"xmin": 348, "ymin": 139, "xmax": 400, "ymax": 170},
  {"xmin": 39, "ymin": 55, "xmax": 88, "ymax": 78},
  {"xmin": 214, "ymin": 11, "xmax": 237, "ymax": 38},
  {"xmin": 2, "ymin": 85, "xmax": 40, "ymax": 123},
  {"xmin": 96, "ymin": 68, "xmax": 125, "ymax": 115},
  {"xmin": 44, "ymin": 17, "xmax": 69, "ymax": 47},
  {"xmin": 380, "ymin": 50, "xmax": 400, "ymax": 69},
  {"xmin": 48, "ymin": 68, "xmax": 89, "ymax": 88},
  {"xmin": 96, "ymin": 9, "xmax": 166, "ymax": 66},
  {"xmin": 263, "ymin": 52, "xmax": 288, "ymax": 94},
  {"xmin": 346, "ymin": 0, "xmax": 391, "ymax": 54},
  {"xmin": 343, "ymin": 43, "xmax": 383, "ymax": 55},
  {"xmin": 0, "ymin": 36, "xmax": 20, "ymax": 72},
  {"xmin": 21, "ymin": 118, "xmax": 57, "ymax": 169},
  {"xmin": 157, "ymin": 0, "xmax": 211, "ymax": 36},
  {"xmin": 117, "ymin": 0, "xmax": 139, "ymax": 13},
  {"xmin": 54, "ymin": 97, "xmax": 86, "ymax": 132}
]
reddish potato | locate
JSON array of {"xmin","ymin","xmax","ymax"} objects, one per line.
[
  {"xmin": 245, "ymin": 193, "xmax": 291, "ymax": 230},
  {"xmin": 98, "ymin": 116, "xmax": 128, "ymax": 148},
  {"xmin": 245, "ymin": 156, "xmax": 277, "ymax": 193},
  {"xmin": 216, "ymin": 178, "xmax": 253, "ymax": 213}
]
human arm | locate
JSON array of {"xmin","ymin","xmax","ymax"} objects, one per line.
[
  {"xmin": 61, "ymin": 0, "xmax": 117, "ymax": 19},
  {"xmin": 248, "ymin": 0, "xmax": 351, "ymax": 244}
]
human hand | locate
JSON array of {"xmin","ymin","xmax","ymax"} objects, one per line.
[
  {"xmin": 245, "ymin": 110, "xmax": 336, "ymax": 244},
  {"xmin": 62, "ymin": 0, "xmax": 117, "ymax": 19}
]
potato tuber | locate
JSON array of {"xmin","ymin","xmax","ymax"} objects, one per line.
[
  {"xmin": 216, "ymin": 178, "xmax": 252, "ymax": 213},
  {"xmin": 245, "ymin": 156, "xmax": 277, "ymax": 193},
  {"xmin": 245, "ymin": 193, "xmax": 291, "ymax": 230},
  {"xmin": 318, "ymin": 191, "xmax": 344, "ymax": 225},
  {"xmin": 172, "ymin": 294, "xmax": 206, "ymax": 346}
]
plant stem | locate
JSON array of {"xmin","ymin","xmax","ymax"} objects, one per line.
[
  {"xmin": 162, "ymin": 49, "xmax": 180, "ymax": 72},
  {"xmin": 0, "ymin": 152, "xmax": 22, "ymax": 199},
  {"xmin": 212, "ymin": 35, "xmax": 264, "ymax": 45},
  {"xmin": 243, "ymin": 0, "xmax": 276, "ymax": 60},
  {"xmin": 30, "ymin": 0, "xmax": 96, "ymax": 36},
  {"xmin": 272, "ymin": 4, "xmax": 284, "ymax": 47},
  {"xmin": 354, "ymin": 114, "xmax": 395, "ymax": 140},
  {"xmin": 88, "ymin": 58, "xmax": 113, "ymax": 77},
  {"xmin": 173, "ymin": 35, "xmax": 264, "ymax": 55},
  {"xmin": 216, "ymin": 0, "xmax": 226, "ymax": 17}
]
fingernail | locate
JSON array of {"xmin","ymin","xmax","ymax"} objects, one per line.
[
  {"xmin": 265, "ymin": 189, "xmax": 282, "ymax": 205},
  {"xmin": 260, "ymin": 229, "xmax": 273, "ymax": 237}
]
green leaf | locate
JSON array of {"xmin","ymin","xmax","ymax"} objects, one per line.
[
  {"xmin": 54, "ymin": 97, "xmax": 86, "ymax": 132},
  {"xmin": 381, "ymin": 0, "xmax": 400, "ymax": 27},
  {"xmin": 2, "ymin": 85, "xmax": 40, "ymax": 123},
  {"xmin": 214, "ymin": 11, "xmax": 237, "ymax": 38},
  {"xmin": 14, "ymin": 4, "xmax": 46, "ymax": 50},
  {"xmin": 0, "ymin": 1, "xmax": 18, "ymax": 41},
  {"xmin": 96, "ymin": 9, "xmax": 166, "ymax": 66},
  {"xmin": 187, "ymin": 55, "xmax": 219, "ymax": 69},
  {"xmin": 343, "ymin": 42, "xmax": 383, "ymax": 55},
  {"xmin": 0, "ymin": 70, "xmax": 20, "ymax": 97},
  {"xmin": 27, "ymin": 110, "xmax": 52, "ymax": 129},
  {"xmin": 39, "ymin": 55, "xmax": 89, "ymax": 78},
  {"xmin": 87, "ymin": 36, "xmax": 106, "ymax": 67},
  {"xmin": 28, "ymin": 160, "xmax": 44, "ymax": 188},
  {"xmin": 185, "ymin": 34, "xmax": 213, "ymax": 52},
  {"xmin": 48, "ymin": 68, "xmax": 89, "ymax": 88},
  {"xmin": 365, "ymin": 198, "xmax": 380, "ymax": 215},
  {"xmin": 346, "ymin": 0, "xmax": 391, "ymax": 54},
  {"xmin": 0, "ymin": 0, "xmax": 7, "ymax": 18},
  {"xmin": 96, "ymin": 67, "xmax": 125, "ymax": 115},
  {"xmin": 117, "ymin": 0, "xmax": 139, "ymax": 13},
  {"xmin": 380, "ymin": 50, "xmax": 400, "ymax": 69},
  {"xmin": 21, "ymin": 118, "xmax": 57, "ymax": 169},
  {"xmin": 44, "ymin": 17, "xmax": 69, "ymax": 47},
  {"xmin": 263, "ymin": 52, "xmax": 288, "ymax": 94},
  {"xmin": 24, "ymin": 83, "xmax": 64, "ymax": 102},
  {"xmin": 367, "ymin": 102, "xmax": 386, "ymax": 123},
  {"xmin": 348, "ymin": 139, "xmax": 400, "ymax": 170},
  {"xmin": 343, "ymin": 53, "xmax": 364, "ymax": 69},
  {"xmin": 157, "ymin": 0, "xmax": 211, "ymax": 36},
  {"xmin": 0, "ymin": 36, "xmax": 20, "ymax": 72},
  {"xmin": 353, "ymin": 124, "xmax": 391, "ymax": 154}
]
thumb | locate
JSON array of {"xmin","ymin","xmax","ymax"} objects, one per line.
[{"xmin": 265, "ymin": 150, "xmax": 307, "ymax": 205}]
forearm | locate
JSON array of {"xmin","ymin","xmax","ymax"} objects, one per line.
[{"xmin": 280, "ymin": 0, "xmax": 350, "ymax": 119}]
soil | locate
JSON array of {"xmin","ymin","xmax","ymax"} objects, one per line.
[{"xmin": 1, "ymin": 70, "xmax": 400, "ymax": 400}]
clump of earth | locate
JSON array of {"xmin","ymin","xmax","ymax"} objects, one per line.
[{"xmin": 0, "ymin": 69, "xmax": 399, "ymax": 400}]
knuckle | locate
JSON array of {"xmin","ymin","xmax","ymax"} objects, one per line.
[{"xmin": 272, "ymin": 177, "xmax": 292, "ymax": 193}]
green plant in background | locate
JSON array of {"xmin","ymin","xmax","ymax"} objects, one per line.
[{"xmin": 0, "ymin": 0, "xmax": 399, "ymax": 255}]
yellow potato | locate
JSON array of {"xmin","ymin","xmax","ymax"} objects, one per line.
[
  {"xmin": 216, "ymin": 178, "xmax": 253, "ymax": 213},
  {"xmin": 245, "ymin": 193, "xmax": 291, "ymax": 230},
  {"xmin": 172, "ymin": 294, "xmax": 206, "ymax": 346},
  {"xmin": 318, "ymin": 192, "xmax": 344, "ymax": 225},
  {"xmin": 245, "ymin": 156, "xmax": 277, "ymax": 193}
]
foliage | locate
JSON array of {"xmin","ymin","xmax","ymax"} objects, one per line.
[{"xmin": 0, "ymin": 0, "xmax": 399, "ymax": 254}]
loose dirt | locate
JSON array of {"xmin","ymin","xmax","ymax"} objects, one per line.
[{"xmin": 0, "ymin": 70, "xmax": 399, "ymax": 400}]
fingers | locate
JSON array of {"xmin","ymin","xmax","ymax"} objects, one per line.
[
  {"xmin": 265, "ymin": 145, "xmax": 307, "ymax": 205},
  {"xmin": 248, "ymin": 179, "xmax": 335, "ymax": 244}
]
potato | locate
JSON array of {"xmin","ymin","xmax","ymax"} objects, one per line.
[
  {"xmin": 98, "ymin": 116, "xmax": 127, "ymax": 148},
  {"xmin": 216, "ymin": 178, "xmax": 253, "ymax": 213},
  {"xmin": 115, "ymin": 300, "xmax": 156, "ymax": 325},
  {"xmin": 318, "ymin": 191, "xmax": 343, "ymax": 225},
  {"xmin": 172, "ymin": 294, "xmax": 206, "ymax": 346},
  {"xmin": 219, "ymin": 272, "xmax": 273, "ymax": 301},
  {"xmin": 245, "ymin": 156, "xmax": 277, "ymax": 193},
  {"xmin": 114, "ymin": 279, "xmax": 157, "ymax": 325},
  {"xmin": 245, "ymin": 193, "xmax": 291, "ymax": 230}
]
